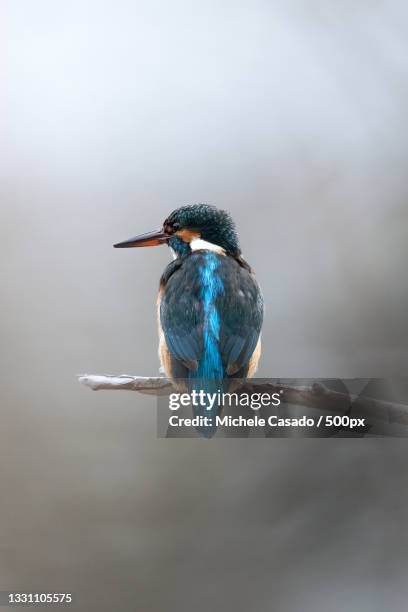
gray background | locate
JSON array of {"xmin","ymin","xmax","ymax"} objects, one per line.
[{"xmin": 2, "ymin": 1, "xmax": 408, "ymax": 610}]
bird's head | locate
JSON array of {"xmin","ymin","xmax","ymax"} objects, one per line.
[{"xmin": 114, "ymin": 204, "xmax": 240, "ymax": 257}]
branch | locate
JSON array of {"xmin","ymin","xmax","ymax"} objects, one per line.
[
  {"xmin": 78, "ymin": 374, "xmax": 173, "ymax": 395},
  {"xmin": 78, "ymin": 374, "xmax": 408, "ymax": 425}
]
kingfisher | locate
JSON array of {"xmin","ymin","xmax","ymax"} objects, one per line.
[{"xmin": 114, "ymin": 204, "xmax": 264, "ymax": 437}]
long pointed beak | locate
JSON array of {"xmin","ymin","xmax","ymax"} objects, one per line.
[{"xmin": 113, "ymin": 229, "xmax": 170, "ymax": 248}]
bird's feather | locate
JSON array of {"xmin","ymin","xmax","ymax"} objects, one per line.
[{"xmin": 159, "ymin": 251, "xmax": 263, "ymax": 380}]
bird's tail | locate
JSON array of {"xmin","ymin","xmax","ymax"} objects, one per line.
[
  {"xmin": 188, "ymin": 325, "xmax": 225, "ymax": 438},
  {"xmin": 188, "ymin": 375, "xmax": 223, "ymax": 438}
]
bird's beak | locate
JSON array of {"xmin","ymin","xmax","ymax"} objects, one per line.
[{"xmin": 113, "ymin": 229, "xmax": 170, "ymax": 248}]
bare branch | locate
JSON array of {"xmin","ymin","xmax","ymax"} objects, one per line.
[
  {"xmin": 78, "ymin": 374, "xmax": 408, "ymax": 425},
  {"xmin": 78, "ymin": 374, "xmax": 172, "ymax": 395},
  {"xmin": 245, "ymin": 381, "xmax": 408, "ymax": 425}
]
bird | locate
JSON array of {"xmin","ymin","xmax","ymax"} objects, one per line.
[{"xmin": 114, "ymin": 204, "xmax": 264, "ymax": 437}]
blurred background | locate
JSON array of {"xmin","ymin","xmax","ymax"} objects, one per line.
[{"xmin": 2, "ymin": 1, "xmax": 408, "ymax": 610}]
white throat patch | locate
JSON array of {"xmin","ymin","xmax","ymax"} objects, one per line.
[{"xmin": 190, "ymin": 238, "xmax": 226, "ymax": 255}]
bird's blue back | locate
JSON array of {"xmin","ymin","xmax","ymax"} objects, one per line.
[
  {"xmin": 194, "ymin": 252, "xmax": 224, "ymax": 380},
  {"xmin": 159, "ymin": 250, "xmax": 263, "ymax": 437}
]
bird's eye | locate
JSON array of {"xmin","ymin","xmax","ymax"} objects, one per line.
[
  {"xmin": 172, "ymin": 222, "xmax": 180, "ymax": 231},
  {"xmin": 163, "ymin": 223, "xmax": 175, "ymax": 234}
]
